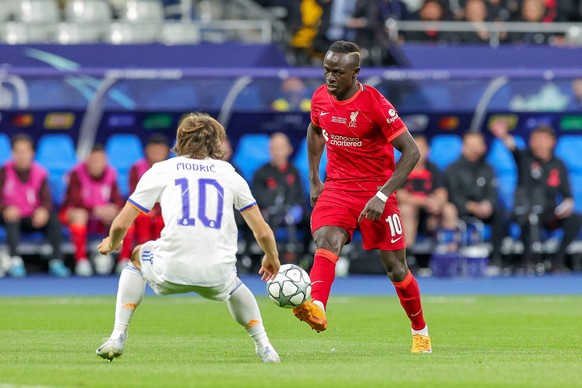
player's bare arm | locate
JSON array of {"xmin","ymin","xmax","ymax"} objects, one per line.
[
  {"xmin": 307, "ymin": 122, "xmax": 326, "ymax": 206},
  {"xmin": 359, "ymin": 130, "xmax": 420, "ymax": 222},
  {"xmin": 97, "ymin": 202, "xmax": 140, "ymax": 255},
  {"xmin": 242, "ymin": 205, "xmax": 281, "ymax": 281}
]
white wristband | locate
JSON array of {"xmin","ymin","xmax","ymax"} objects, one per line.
[{"xmin": 375, "ymin": 191, "xmax": 388, "ymax": 203}]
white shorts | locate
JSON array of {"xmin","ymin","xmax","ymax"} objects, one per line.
[{"xmin": 138, "ymin": 241, "xmax": 242, "ymax": 301}]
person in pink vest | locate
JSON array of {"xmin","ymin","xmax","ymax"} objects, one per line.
[
  {"xmin": 60, "ymin": 144, "xmax": 123, "ymax": 276},
  {"xmin": 0, "ymin": 134, "xmax": 70, "ymax": 277},
  {"xmin": 117, "ymin": 134, "xmax": 169, "ymax": 273}
]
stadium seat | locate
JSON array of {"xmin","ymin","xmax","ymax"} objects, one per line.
[
  {"xmin": 0, "ymin": 133, "xmax": 11, "ymax": 165},
  {"xmin": 36, "ymin": 134, "xmax": 78, "ymax": 205},
  {"xmin": 556, "ymin": 135, "xmax": 582, "ymax": 174},
  {"xmin": 160, "ymin": 21, "xmax": 200, "ymax": 45},
  {"xmin": 105, "ymin": 134, "xmax": 144, "ymax": 197},
  {"xmin": 57, "ymin": 22, "xmax": 103, "ymax": 44},
  {"xmin": 293, "ymin": 137, "xmax": 327, "ymax": 197},
  {"xmin": 13, "ymin": 0, "xmax": 60, "ymax": 42},
  {"xmin": 64, "ymin": 0, "xmax": 113, "ymax": 23},
  {"xmin": 108, "ymin": 22, "xmax": 158, "ymax": 44},
  {"xmin": 232, "ymin": 134, "xmax": 270, "ymax": 182},
  {"xmin": 428, "ymin": 134, "xmax": 462, "ymax": 171},
  {"xmin": 0, "ymin": 0, "xmax": 17, "ymax": 22},
  {"xmin": 121, "ymin": 0, "xmax": 164, "ymax": 23},
  {"xmin": 571, "ymin": 174, "xmax": 582, "ymax": 214}
]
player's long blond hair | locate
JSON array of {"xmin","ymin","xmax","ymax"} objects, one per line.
[{"xmin": 173, "ymin": 112, "xmax": 226, "ymax": 159}]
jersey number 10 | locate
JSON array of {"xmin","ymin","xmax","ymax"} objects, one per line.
[{"xmin": 175, "ymin": 178, "xmax": 224, "ymax": 229}]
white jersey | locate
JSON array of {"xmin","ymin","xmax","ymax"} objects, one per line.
[{"xmin": 128, "ymin": 156, "xmax": 256, "ymax": 287}]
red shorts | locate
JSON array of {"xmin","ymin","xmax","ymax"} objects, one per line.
[{"xmin": 310, "ymin": 187, "xmax": 406, "ymax": 251}]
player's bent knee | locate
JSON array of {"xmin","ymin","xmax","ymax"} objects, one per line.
[
  {"xmin": 313, "ymin": 228, "xmax": 347, "ymax": 255},
  {"xmin": 130, "ymin": 245, "xmax": 143, "ymax": 270}
]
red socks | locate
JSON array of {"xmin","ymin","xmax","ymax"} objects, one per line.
[
  {"xmin": 393, "ymin": 271, "xmax": 426, "ymax": 330},
  {"xmin": 119, "ymin": 224, "xmax": 135, "ymax": 260},
  {"xmin": 70, "ymin": 224, "xmax": 87, "ymax": 262},
  {"xmin": 309, "ymin": 248, "xmax": 338, "ymax": 308}
]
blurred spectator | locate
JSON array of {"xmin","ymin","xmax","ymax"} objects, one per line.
[
  {"xmin": 311, "ymin": 0, "xmax": 357, "ymax": 57},
  {"xmin": 397, "ymin": 135, "xmax": 458, "ymax": 248},
  {"xmin": 538, "ymin": 0, "xmax": 577, "ymax": 22},
  {"xmin": 509, "ymin": 0, "xmax": 556, "ymax": 44},
  {"xmin": 118, "ymin": 134, "xmax": 170, "ymax": 273},
  {"xmin": 349, "ymin": 0, "xmax": 411, "ymax": 65},
  {"xmin": 444, "ymin": 132, "xmax": 505, "ymax": 266},
  {"xmin": 288, "ymin": 0, "xmax": 324, "ymax": 65},
  {"xmin": 566, "ymin": 78, "xmax": 582, "ymax": 110},
  {"xmin": 252, "ymin": 132, "xmax": 306, "ymax": 263},
  {"xmin": 404, "ymin": 0, "xmax": 453, "ymax": 43},
  {"xmin": 457, "ymin": 0, "xmax": 494, "ymax": 44},
  {"xmin": 491, "ymin": 121, "xmax": 582, "ymax": 273},
  {"xmin": 60, "ymin": 144, "xmax": 123, "ymax": 277},
  {"xmin": 272, "ymin": 77, "xmax": 312, "ymax": 112},
  {"xmin": 0, "ymin": 134, "xmax": 69, "ymax": 278}
]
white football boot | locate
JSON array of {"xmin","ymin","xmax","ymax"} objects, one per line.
[
  {"xmin": 96, "ymin": 332, "xmax": 127, "ymax": 361},
  {"xmin": 255, "ymin": 342, "xmax": 280, "ymax": 363}
]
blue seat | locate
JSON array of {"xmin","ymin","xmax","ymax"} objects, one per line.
[
  {"xmin": 36, "ymin": 134, "xmax": 78, "ymax": 205},
  {"xmin": 232, "ymin": 134, "xmax": 270, "ymax": 182},
  {"xmin": 570, "ymin": 173, "xmax": 582, "ymax": 214},
  {"xmin": 105, "ymin": 134, "xmax": 144, "ymax": 197},
  {"xmin": 428, "ymin": 134, "xmax": 462, "ymax": 171},
  {"xmin": 0, "ymin": 133, "xmax": 10, "ymax": 165},
  {"xmin": 293, "ymin": 138, "xmax": 328, "ymax": 197},
  {"xmin": 556, "ymin": 135, "xmax": 582, "ymax": 174}
]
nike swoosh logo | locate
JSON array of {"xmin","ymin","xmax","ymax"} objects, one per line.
[
  {"xmin": 320, "ymin": 112, "xmax": 330, "ymax": 116},
  {"xmin": 411, "ymin": 310, "xmax": 422, "ymax": 317},
  {"xmin": 391, "ymin": 236, "xmax": 402, "ymax": 243}
]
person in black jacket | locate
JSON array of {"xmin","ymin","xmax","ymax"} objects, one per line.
[
  {"xmin": 444, "ymin": 131, "xmax": 505, "ymax": 265},
  {"xmin": 252, "ymin": 132, "xmax": 306, "ymax": 263},
  {"xmin": 491, "ymin": 121, "xmax": 582, "ymax": 273}
]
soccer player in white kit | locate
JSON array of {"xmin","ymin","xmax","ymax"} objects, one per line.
[{"xmin": 95, "ymin": 113, "xmax": 281, "ymax": 363}]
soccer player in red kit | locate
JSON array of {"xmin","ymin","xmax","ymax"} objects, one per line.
[{"xmin": 292, "ymin": 40, "xmax": 432, "ymax": 353}]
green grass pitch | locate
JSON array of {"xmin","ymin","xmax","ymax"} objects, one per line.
[{"xmin": 1, "ymin": 295, "xmax": 581, "ymax": 387}]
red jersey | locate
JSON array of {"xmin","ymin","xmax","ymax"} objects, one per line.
[{"xmin": 310, "ymin": 82, "xmax": 407, "ymax": 195}]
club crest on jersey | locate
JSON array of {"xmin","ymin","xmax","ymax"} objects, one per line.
[
  {"xmin": 349, "ymin": 111, "xmax": 359, "ymax": 127},
  {"xmin": 386, "ymin": 109, "xmax": 399, "ymax": 124}
]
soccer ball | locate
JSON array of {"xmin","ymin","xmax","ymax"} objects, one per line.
[{"xmin": 266, "ymin": 264, "xmax": 311, "ymax": 308}]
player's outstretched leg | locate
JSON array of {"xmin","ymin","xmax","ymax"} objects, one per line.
[
  {"xmin": 227, "ymin": 280, "xmax": 280, "ymax": 363},
  {"xmin": 381, "ymin": 250, "xmax": 431, "ymax": 353},
  {"xmin": 96, "ymin": 263, "xmax": 145, "ymax": 361},
  {"xmin": 292, "ymin": 248, "xmax": 336, "ymax": 332}
]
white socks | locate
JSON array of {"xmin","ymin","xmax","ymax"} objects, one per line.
[
  {"xmin": 313, "ymin": 300, "xmax": 325, "ymax": 312},
  {"xmin": 412, "ymin": 325, "xmax": 429, "ymax": 336},
  {"xmin": 111, "ymin": 264, "xmax": 146, "ymax": 338},
  {"xmin": 227, "ymin": 282, "xmax": 269, "ymax": 348}
]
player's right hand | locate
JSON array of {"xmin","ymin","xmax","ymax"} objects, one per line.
[
  {"xmin": 259, "ymin": 255, "xmax": 280, "ymax": 282},
  {"xmin": 309, "ymin": 180, "xmax": 324, "ymax": 207},
  {"xmin": 490, "ymin": 118, "xmax": 510, "ymax": 139}
]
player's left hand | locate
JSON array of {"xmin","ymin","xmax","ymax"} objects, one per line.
[
  {"xmin": 97, "ymin": 236, "xmax": 122, "ymax": 255},
  {"xmin": 358, "ymin": 196, "xmax": 386, "ymax": 222}
]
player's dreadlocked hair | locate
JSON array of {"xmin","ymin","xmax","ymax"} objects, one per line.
[
  {"xmin": 173, "ymin": 112, "xmax": 226, "ymax": 160},
  {"xmin": 328, "ymin": 40, "xmax": 361, "ymax": 66}
]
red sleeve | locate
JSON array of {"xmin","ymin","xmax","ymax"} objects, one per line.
[
  {"xmin": 375, "ymin": 94, "xmax": 407, "ymax": 142},
  {"xmin": 0, "ymin": 167, "xmax": 5, "ymax": 214},
  {"xmin": 310, "ymin": 89, "xmax": 321, "ymax": 127},
  {"xmin": 63, "ymin": 171, "xmax": 87, "ymax": 210},
  {"xmin": 39, "ymin": 177, "xmax": 53, "ymax": 211},
  {"xmin": 129, "ymin": 165, "xmax": 139, "ymax": 193}
]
